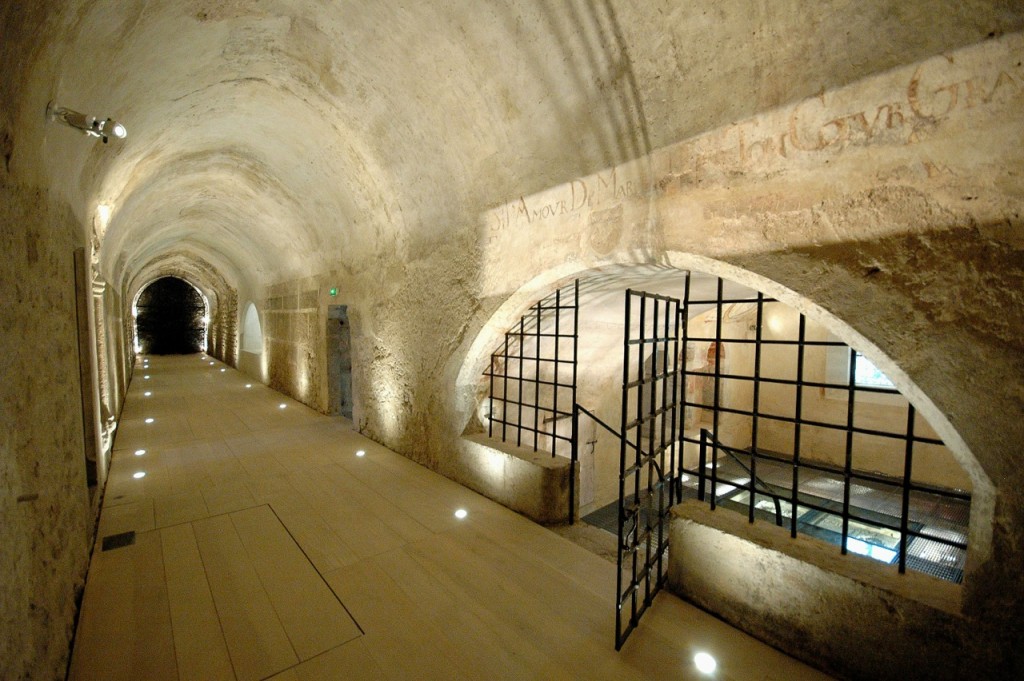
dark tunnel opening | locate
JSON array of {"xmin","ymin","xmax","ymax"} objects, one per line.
[{"xmin": 135, "ymin": 277, "xmax": 207, "ymax": 354}]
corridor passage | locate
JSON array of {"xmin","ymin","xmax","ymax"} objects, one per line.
[{"xmin": 68, "ymin": 355, "xmax": 830, "ymax": 681}]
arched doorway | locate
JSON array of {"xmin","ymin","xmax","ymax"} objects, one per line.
[{"xmin": 134, "ymin": 277, "xmax": 208, "ymax": 354}]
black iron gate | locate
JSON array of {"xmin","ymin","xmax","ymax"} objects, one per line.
[{"xmin": 615, "ymin": 288, "xmax": 683, "ymax": 649}]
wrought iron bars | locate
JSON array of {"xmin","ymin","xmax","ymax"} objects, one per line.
[
  {"xmin": 679, "ymin": 277, "xmax": 970, "ymax": 582},
  {"xmin": 615, "ymin": 288, "xmax": 682, "ymax": 650},
  {"xmin": 483, "ymin": 280, "xmax": 579, "ymax": 459}
]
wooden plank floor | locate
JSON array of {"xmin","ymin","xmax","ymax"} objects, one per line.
[{"xmin": 69, "ymin": 354, "xmax": 832, "ymax": 681}]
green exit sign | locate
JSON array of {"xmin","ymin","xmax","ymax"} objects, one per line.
[{"xmin": 329, "ymin": 287, "xmax": 338, "ymax": 297}]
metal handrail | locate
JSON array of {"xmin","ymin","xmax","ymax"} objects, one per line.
[
  {"xmin": 697, "ymin": 430, "xmax": 972, "ymax": 566},
  {"xmin": 576, "ymin": 403, "xmax": 629, "ymax": 443},
  {"xmin": 700, "ymin": 429, "xmax": 784, "ymax": 527},
  {"xmin": 572, "ymin": 403, "xmax": 651, "ymax": 525}
]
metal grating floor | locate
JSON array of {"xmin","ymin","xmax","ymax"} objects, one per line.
[
  {"xmin": 695, "ymin": 455, "xmax": 969, "ymax": 583},
  {"xmin": 583, "ymin": 457, "xmax": 970, "ymax": 584}
]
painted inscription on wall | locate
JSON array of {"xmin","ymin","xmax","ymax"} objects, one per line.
[
  {"xmin": 672, "ymin": 54, "xmax": 1023, "ymax": 176},
  {"xmin": 489, "ymin": 168, "xmax": 644, "ymax": 233},
  {"xmin": 485, "ymin": 34, "xmax": 1023, "ymax": 244}
]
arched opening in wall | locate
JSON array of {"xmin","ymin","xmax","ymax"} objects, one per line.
[
  {"xmin": 133, "ymin": 277, "xmax": 209, "ymax": 354},
  {"xmin": 462, "ymin": 263, "xmax": 979, "ymax": 589},
  {"xmin": 241, "ymin": 302, "xmax": 263, "ymax": 354}
]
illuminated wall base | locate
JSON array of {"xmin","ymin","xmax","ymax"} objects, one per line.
[{"xmin": 668, "ymin": 500, "xmax": 975, "ymax": 681}]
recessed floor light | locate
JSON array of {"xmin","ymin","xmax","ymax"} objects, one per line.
[
  {"xmin": 134, "ymin": 449, "xmax": 146, "ymax": 456},
  {"xmin": 454, "ymin": 509, "xmax": 468, "ymax": 519},
  {"xmin": 144, "ymin": 375, "xmax": 150, "ymax": 380},
  {"xmin": 144, "ymin": 391, "xmax": 152, "ymax": 397},
  {"xmin": 245, "ymin": 384, "xmax": 252, "ymax": 388},
  {"xmin": 133, "ymin": 471, "xmax": 146, "ymax": 479},
  {"xmin": 209, "ymin": 361, "xmax": 215, "ymax": 366},
  {"xmin": 144, "ymin": 418, "xmax": 154, "ymax": 424},
  {"xmin": 279, "ymin": 404, "xmax": 287, "ymax": 409},
  {"xmin": 356, "ymin": 450, "xmax": 366, "ymax": 457},
  {"xmin": 694, "ymin": 652, "xmax": 717, "ymax": 675},
  {"xmin": 220, "ymin": 368, "xmax": 226, "ymax": 373}
]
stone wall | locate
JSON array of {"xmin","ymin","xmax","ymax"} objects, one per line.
[
  {"xmin": 669, "ymin": 502, "xmax": 978, "ymax": 680},
  {"xmin": 211, "ymin": 287, "xmax": 238, "ymax": 366},
  {"xmin": 457, "ymin": 435, "xmax": 574, "ymax": 524},
  {"xmin": 0, "ymin": 178, "xmax": 93, "ymax": 681},
  {"xmin": 110, "ymin": 286, "xmax": 134, "ymax": 417},
  {"xmin": 263, "ymin": 278, "xmax": 325, "ymax": 409}
]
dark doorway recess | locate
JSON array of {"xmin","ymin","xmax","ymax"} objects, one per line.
[
  {"xmin": 327, "ymin": 305, "xmax": 353, "ymax": 419},
  {"xmin": 136, "ymin": 277, "xmax": 206, "ymax": 354}
]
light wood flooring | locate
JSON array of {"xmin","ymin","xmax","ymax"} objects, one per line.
[{"xmin": 68, "ymin": 354, "xmax": 831, "ymax": 681}]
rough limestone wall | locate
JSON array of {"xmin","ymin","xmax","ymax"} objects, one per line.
[
  {"xmin": 355, "ymin": 230, "xmax": 484, "ymax": 463},
  {"xmin": 205, "ymin": 295, "xmax": 221, "ymax": 357},
  {"xmin": 100, "ymin": 283, "xmax": 133, "ymax": 429},
  {"xmin": 0, "ymin": 4, "xmax": 103, "ymax": 675},
  {"xmin": 223, "ymin": 288, "xmax": 238, "ymax": 366},
  {"xmin": 116, "ymin": 287, "xmax": 135, "ymax": 406},
  {"xmin": 264, "ymin": 278, "xmax": 324, "ymax": 408},
  {"xmin": 670, "ymin": 502, "xmax": 971, "ymax": 681},
  {"xmin": 209, "ymin": 288, "xmax": 238, "ymax": 366},
  {"xmin": 0, "ymin": 178, "xmax": 92, "ymax": 681}
]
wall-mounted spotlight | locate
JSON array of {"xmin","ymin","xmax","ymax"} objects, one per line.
[{"xmin": 46, "ymin": 102, "xmax": 127, "ymax": 143}]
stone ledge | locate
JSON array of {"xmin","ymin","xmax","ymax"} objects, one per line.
[
  {"xmin": 669, "ymin": 499, "xmax": 961, "ymax": 615},
  {"xmin": 453, "ymin": 434, "xmax": 574, "ymax": 524},
  {"xmin": 668, "ymin": 499, "xmax": 970, "ymax": 681}
]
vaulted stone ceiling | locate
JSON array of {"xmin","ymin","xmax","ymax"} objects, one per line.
[{"xmin": 5, "ymin": 1, "xmax": 1022, "ymax": 297}]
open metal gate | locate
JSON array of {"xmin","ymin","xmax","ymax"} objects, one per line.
[{"xmin": 615, "ymin": 287, "xmax": 683, "ymax": 649}]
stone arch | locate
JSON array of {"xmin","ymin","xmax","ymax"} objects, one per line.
[
  {"xmin": 240, "ymin": 302, "xmax": 264, "ymax": 355},
  {"xmin": 125, "ymin": 252, "xmax": 238, "ymax": 364},
  {"xmin": 132, "ymin": 276, "xmax": 209, "ymax": 354},
  {"xmin": 456, "ymin": 255, "xmax": 992, "ymax": 585}
]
